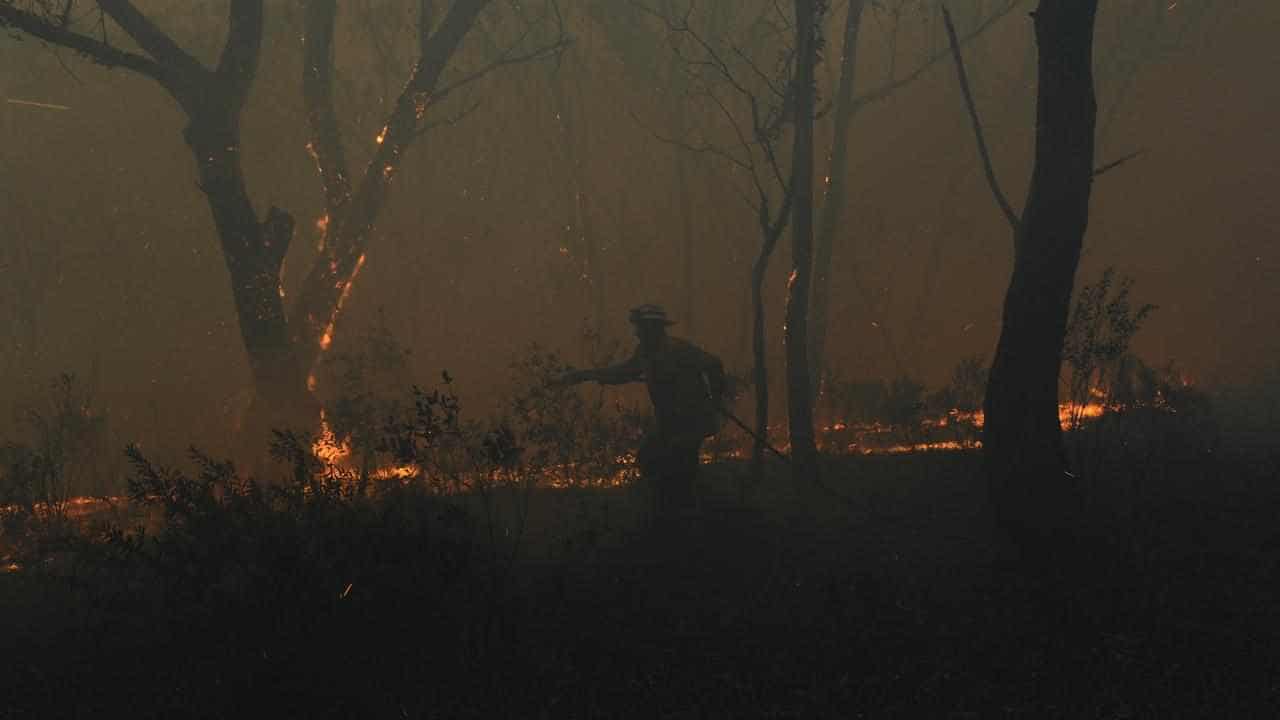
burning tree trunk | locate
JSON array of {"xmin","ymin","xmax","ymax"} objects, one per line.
[
  {"xmin": 784, "ymin": 0, "xmax": 821, "ymax": 485},
  {"xmin": 1, "ymin": 0, "xmax": 563, "ymax": 439},
  {"xmin": 943, "ymin": 1, "xmax": 1099, "ymax": 536},
  {"xmin": 293, "ymin": 0, "xmax": 492, "ymax": 375}
]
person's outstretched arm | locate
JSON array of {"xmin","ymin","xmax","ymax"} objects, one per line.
[{"xmin": 559, "ymin": 348, "xmax": 644, "ymax": 386}]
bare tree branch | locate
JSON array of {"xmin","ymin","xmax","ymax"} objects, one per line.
[
  {"xmin": 942, "ymin": 5, "xmax": 1019, "ymax": 231},
  {"xmin": 1092, "ymin": 148, "xmax": 1145, "ymax": 178},
  {"xmin": 0, "ymin": 3, "xmax": 163, "ymax": 83},
  {"xmin": 628, "ymin": 106, "xmax": 752, "ymax": 173},
  {"xmin": 95, "ymin": 0, "xmax": 207, "ymax": 84},
  {"xmin": 420, "ymin": 0, "xmax": 435, "ymax": 51},
  {"xmin": 637, "ymin": 2, "xmax": 755, "ymax": 101},
  {"xmin": 851, "ymin": 0, "xmax": 1024, "ymax": 112},
  {"xmin": 409, "ymin": 0, "xmax": 491, "ymax": 95},
  {"xmin": 428, "ymin": 30, "xmax": 570, "ymax": 104},
  {"xmin": 731, "ymin": 43, "xmax": 788, "ymax": 100},
  {"xmin": 215, "ymin": 0, "xmax": 263, "ymax": 113},
  {"xmin": 639, "ymin": 0, "xmax": 805, "ymax": 237},
  {"xmin": 762, "ymin": 160, "xmax": 797, "ymax": 249},
  {"xmin": 417, "ymin": 97, "xmax": 482, "ymax": 134}
]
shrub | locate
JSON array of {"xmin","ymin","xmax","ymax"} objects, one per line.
[
  {"xmin": 822, "ymin": 373, "xmax": 888, "ymax": 426},
  {"xmin": 503, "ymin": 343, "xmax": 644, "ymax": 488},
  {"xmin": 112, "ymin": 440, "xmax": 475, "ymax": 615},
  {"xmin": 8, "ymin": 373, "xmax": 114, "ymax": 509}
]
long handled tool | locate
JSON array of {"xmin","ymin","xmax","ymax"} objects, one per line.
[
  {"xmin": 717, "ymin": 408, "xmax": 860, "ymax": 507},
  {"xmin": 716, "ymin": 407, "xmax": 791, "ymax": 464}
]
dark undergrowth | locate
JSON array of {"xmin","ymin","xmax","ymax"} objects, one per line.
[{"xmin": 3, "ymin": 436, "xmax": 1280, "ymax": 718}]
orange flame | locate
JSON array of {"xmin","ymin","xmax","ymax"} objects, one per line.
[
  {"xmin": 316, "ymin": 253, "xmax": 366, "ymax": 353},
  {"xmin": 312, "ymin": 409, "xmax": 351, "ymax": 465}
]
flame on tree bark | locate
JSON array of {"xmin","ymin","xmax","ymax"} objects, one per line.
[
  {"xmin": 0, "ymin": 0, "xmax": 506, "ymax": 434},
  {"xmin": 294, "ymin": 0, "xmax": 491, "ymax": 375}
]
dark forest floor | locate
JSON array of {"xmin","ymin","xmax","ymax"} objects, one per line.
[{"xmin": 3, "ymin": 448, "xmax": 1280, "ymax": 718}]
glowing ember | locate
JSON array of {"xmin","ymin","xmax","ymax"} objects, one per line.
[
  {"xmin": 309, "ymin": 410, "xmax": 419, "ymax": 480},
  {"xmin": 1, "ymin": 495, "xmax": 129, "ymax": 525},
  {"xmin": 1060, "ymin": 400, "xmax": 1106, "ymax": 428},
  {"xmin": 371, "ymin": 464, "xmax": 419, "ymax": 480}
]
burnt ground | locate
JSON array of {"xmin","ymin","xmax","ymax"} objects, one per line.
[{"xmin": 2, "ymin": 447, "xmax": 1280, "ymax": 718}]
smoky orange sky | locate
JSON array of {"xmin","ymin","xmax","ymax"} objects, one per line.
[{"xmin": 1, "ymin": 1, "xmax": 1276, "ymax": 455}]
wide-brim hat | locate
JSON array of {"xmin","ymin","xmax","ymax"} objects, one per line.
[{"xmin": 629, "ymin": 304, "xmax": 676, "ymax": 326}]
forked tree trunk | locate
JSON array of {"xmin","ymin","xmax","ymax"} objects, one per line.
[
  {"xmin": 983, "ymin": 0, "xmax": 1098, "ymax": 537},
  {"xmin": 293, "ymin": 0, "xmax": 491, "ymax": 377},
  {"xmin": 189, "ymin": 121, "xmax": 314, "ymax": 430},
  {"xmin": 0, "ymin": 0, "xmax": 500, "ymax": 443}
]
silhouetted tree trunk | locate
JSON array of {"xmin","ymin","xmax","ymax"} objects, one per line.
[
  {"xmin": 749, "ymin": 217, "xmax": 788, "ymax": 481},
  {"xmin": 808, "ymin": 0, "xmax": 1019, "ymax": 404},
  {"xmin": 674, "ymin": 113, "xmax": 695, "ymax": 334},
  {"xmin": 0, "ymin": 1, "xmax": 315, "ymax": 425},
  {"xmin": 809, "ymin": 0, "xmax": 864, "ymax": 403},
  {"xmin": 982, "ymin": 0, "xmax": 1098, "ymax": 535},
  {"xmin": 785, "ymin": 0, "xmax": 820, "ymax": 485}
]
